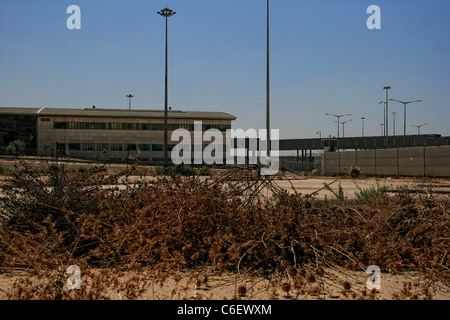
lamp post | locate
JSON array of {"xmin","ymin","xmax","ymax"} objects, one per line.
[
  {"xmin": 383, "ymin": 86, "xmax": 391, "ymax": 148},
  {"xmin": 361, "ymin": 117, "xmax": 365, "ymax": 137},
  {"xmin": 157, "ymin": 7, "xmax": 176, "ymax": 169},
  {"xmin": 325, "ymin": 113, "xmax": 351, "ymax": 139},
  {"xmin": 411, "ymin": 123, "xmax": 427, "ymax": 135},
  {"xmin": 266, "ymin": 0, "xmax": 270, "ymax": 157},
  {"xmin": 380, "ymin": 123, "xmax": 384, "ymax": 136},
  {"xmin": 337, "ymin": 119, "xmax": 352, "ymax": 138},
  {"xmin": 389, "ymin": 99, "xmax": 423, "ymax": 136},
  {"xmin": 379, "ymin": 101, "xmax": 386, "ymax": 136},
  {"xmin": 392, "ymin": 112, "xmax": 397, "ymax": 136},
  {"xmin": 316, "ymin": 130, "xmax": 321, "ymax": 139},
  {"xmin": 126, "ymin": 94, "xmax": 134, "ymax": 110}
]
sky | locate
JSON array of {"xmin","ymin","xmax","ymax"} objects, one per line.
[{"xmin": 0, "ymin": 0, "xmax": 449, "ymax": 139}]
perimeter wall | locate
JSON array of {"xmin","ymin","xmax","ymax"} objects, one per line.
[{"xmin": 321, "ymin": 145, "xmax": 450, "ymax": 177}]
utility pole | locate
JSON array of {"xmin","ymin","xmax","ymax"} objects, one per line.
[
  {"xmin": 157, "ymin": 7, "xmax": 176, "ymax": 169},
  {"xmin": 266, "ymin": 0, "xmax": 270, "ymax": 157},
  {"xmin": 383, "ymin": 86, "xmax": 391, "ymax": 148},
  {"xmin": 126, "ymin": 94, "xmax": 134, "ymax": 110}
]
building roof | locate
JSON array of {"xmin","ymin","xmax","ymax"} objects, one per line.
[{"xmin": 0, "ymin": 107, "xmax": 237, "ymax": 121}]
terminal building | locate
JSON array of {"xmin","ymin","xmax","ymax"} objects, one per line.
[{"xmin": 0, "ymin": 106, "xmax": 236, "ymax": 163}]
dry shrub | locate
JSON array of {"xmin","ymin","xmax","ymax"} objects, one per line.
[{"xmin": 0, "ymin": 163, "xmax": 448, "ymax": 299}]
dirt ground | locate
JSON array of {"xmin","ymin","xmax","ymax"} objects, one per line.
[
  {"xmin": 2, "ymin": 158, "xmax": 450, "ymax": 201},
  {"xmin": 0, "ymin": 267, "xmax": 448, "ymax": 300}
]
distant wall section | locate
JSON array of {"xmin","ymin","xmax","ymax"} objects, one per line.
[{"xmin": 322, "ymin": 145, "xmax": 450, "ymax": 177}]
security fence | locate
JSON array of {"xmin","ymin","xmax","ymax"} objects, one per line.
[{"xmin": 322, "ymin": 145, "xmax": 450, "ymax": 177}]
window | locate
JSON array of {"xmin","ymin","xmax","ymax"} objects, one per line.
[
  {"xmin": 82, "ymin": 143, "xmax": 95, "ymax": 151},
  {"xmin": 54, "ymin": 122, "xmax": 67, "ymax": 129},
  {"xmin": 138, "ymin": 144, "xmax": 151, "ymax": 151},
  {"xmin": 52, "ymin": 121, "xmax": 230, "ymax": 131},
  {"xmin": 97, "ymin": 143, "xmax": 109, "ymax": 151},
  {"xmin": 110, "ymin": 144, "xmax": 123, "ymax": 151},
  {"xmin": 68, "ymin": 143, "xmax": 81, "ymax": 150}
]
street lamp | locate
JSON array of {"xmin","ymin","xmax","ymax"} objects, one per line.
[
  {"xmin": 336, "ymin": 119, "xmax": 352, "ymax": 138},
  {"xmin": 266, "ymin": 0, "xmax": 270, "ymax": 157},
  {"xmin": 316, "ymin": 130, "xmax": 321, "ymax": 139},
  {"xmin": 325, "ymin": 113, "xmax": 351, "ymax": 139},
  {"xmin": 383, "ymin": 86, "xmax": 391, "ymax": 148},
  {"xmin": 379, "ymin": 101, "xmax": 387, "ymax": 136},
  {"xmin": 126, "ymin": 94, "xmax": 134, "ymax": 110},
  {"xmin": 389, "ymin": 99, "xmax": 423, "ymax": 136},
  {"xmin": 411, "ymin": 123, "xmax": 428, "ymax": 135},
  {"xmin": 380, "ymin": 123, "xmax": 384, "ymax": 136},
  {"xmin": 361, "ymin": 117, "xmax": 365, "ymax": 137},
  {"xmin": 157, "ymin": 7, "xmax": 176, "ymax": 169},
  {"xmin": 392, "ymin": 112, "xmax": 397, "ymax": 136}
]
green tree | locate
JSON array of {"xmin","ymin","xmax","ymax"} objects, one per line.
[{"xmin": 5, "ymin": 140, "xmax": 26, "ymax": 156}]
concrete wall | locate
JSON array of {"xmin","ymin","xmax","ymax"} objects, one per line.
[{"xmin": 322, "ymin": 145, "xmax": 450, "ymax": 177}]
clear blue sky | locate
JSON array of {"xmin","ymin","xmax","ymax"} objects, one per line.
[{"xmin": 1, "ymin": 0, "xmax": 449, "ymax": 139}]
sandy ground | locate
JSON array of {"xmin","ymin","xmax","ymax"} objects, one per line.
[
  {"xmin": 2, "ymin": 158, "xmax": 450, "ymax": 200},
  {"xmin": 0, "ymin": 267, "xmax": 448, "ymax": 300}
]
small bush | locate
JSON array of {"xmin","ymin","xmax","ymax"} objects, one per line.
[
  {"xmin": 48, "ymin": 164, "xmax": 60, "ymax": 172},
  {"xmin": 0, "ymin": 165, "xmax": 13, "ymax": 175},
  {"xmin": 155, "ymin": 162, "xmax": 199, "ymax": 177},
  {"xmin": 355, "ymin": 183, "xmax": 389, "ymax": 201},
  {"xmin": 5, "ymin": 140, "xmax": 26, "ymax": 156},
  {"xmin": 171, "ymin": 162, "xmax": 198, "ymax": 176}
]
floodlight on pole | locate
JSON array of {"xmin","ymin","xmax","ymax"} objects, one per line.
[
  {"xmin": 379, "ymin": 101, "xmax": 387, "ymax": 137},
  {"xmin": 383, "ymin": 86, "xmax": 391, "ymax": 148},
  {"xmin": 266, "ymin": 0, "xmax": 270, "ymax": 157},
  {"xmin": 392, "ymin": 111, "xmax": 397, "ymax": 136},
  {"xmin": 411, "ymin": 123, "xmax": 428, "ymax": 135},
  {"xmin": 336, "ymin": 119, "xmax": 352, "ymax": 138},
  {"xmin": 389, "ymin": 99, "xmax": 423, "ymax": 136},
  {"xmin": 361, "ymin": 117, "xmax": 366, "ymax": 137},
  {"xmin": 126, "ymin": 94, "xmax": 134, "ymax": 110},
  {"xmin": 325, "ymin": 113, "xmax": 351, "ymax": 139},
  {"xmin": 157, "ymin": 7, "xmax": 176, "ymax": 169}
]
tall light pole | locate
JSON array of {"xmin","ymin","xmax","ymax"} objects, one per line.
[
  {"xmin": 266, "ymin": 0, "xmax": 270, "ymax": 157},
  {"xmin": 380, "ymin": 123, "xmax": 384, "ymax": 136},
  {"xmin": 157, "ymin": 7, "xmax": 176, "ymax": 169},
  {"xmin": 337, "ymin": 119, "xmax": 352, "ymax": 138},
  {"xmin": 411, "ymin": 123, "xmax": 427, "ymax": 135},
  {"xmin": 379, "ymin": 101, "xmax": 386, "ymax": 136},
  {"xmin": 126, "ymin": 94, "xmax": 134, "ymax": 110},
  {"xmin": 383, "ymin": 86, "xmax": 391, "ymax": 148},
  {"xmin": 325, "ymin": 113, "xmax": 351, "ymax": 139},
  {"xmin": 316, "ymin": 130, "xmax": 321, "ymax": 139},
  {"xmin": 361, "ymin": 117, "xmax": 365, "ymax": 137},
  {"xmin": 392, "ymin": 111, "xmax": 397, "ymax": 136},
  {"xmin": 389, "ymin": 99, "xmax": 423, "ymax": 136}
]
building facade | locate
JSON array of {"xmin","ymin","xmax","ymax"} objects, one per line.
[{"xmin": 0, "ymin": 107, "xmax": 236, "ymax": 163}]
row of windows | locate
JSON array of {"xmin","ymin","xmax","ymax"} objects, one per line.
[
  {"xmin": 53, "ymin": 122, "xmax": 231, "ymax": 132},
  {"xmin": 57, "ymin": 143, "xmax": 228, "ymax": 152}
]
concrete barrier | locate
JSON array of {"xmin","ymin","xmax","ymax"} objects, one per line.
[{"xmin": 322, "ymin": 145, "xmax": 450, "ymax": 177}]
